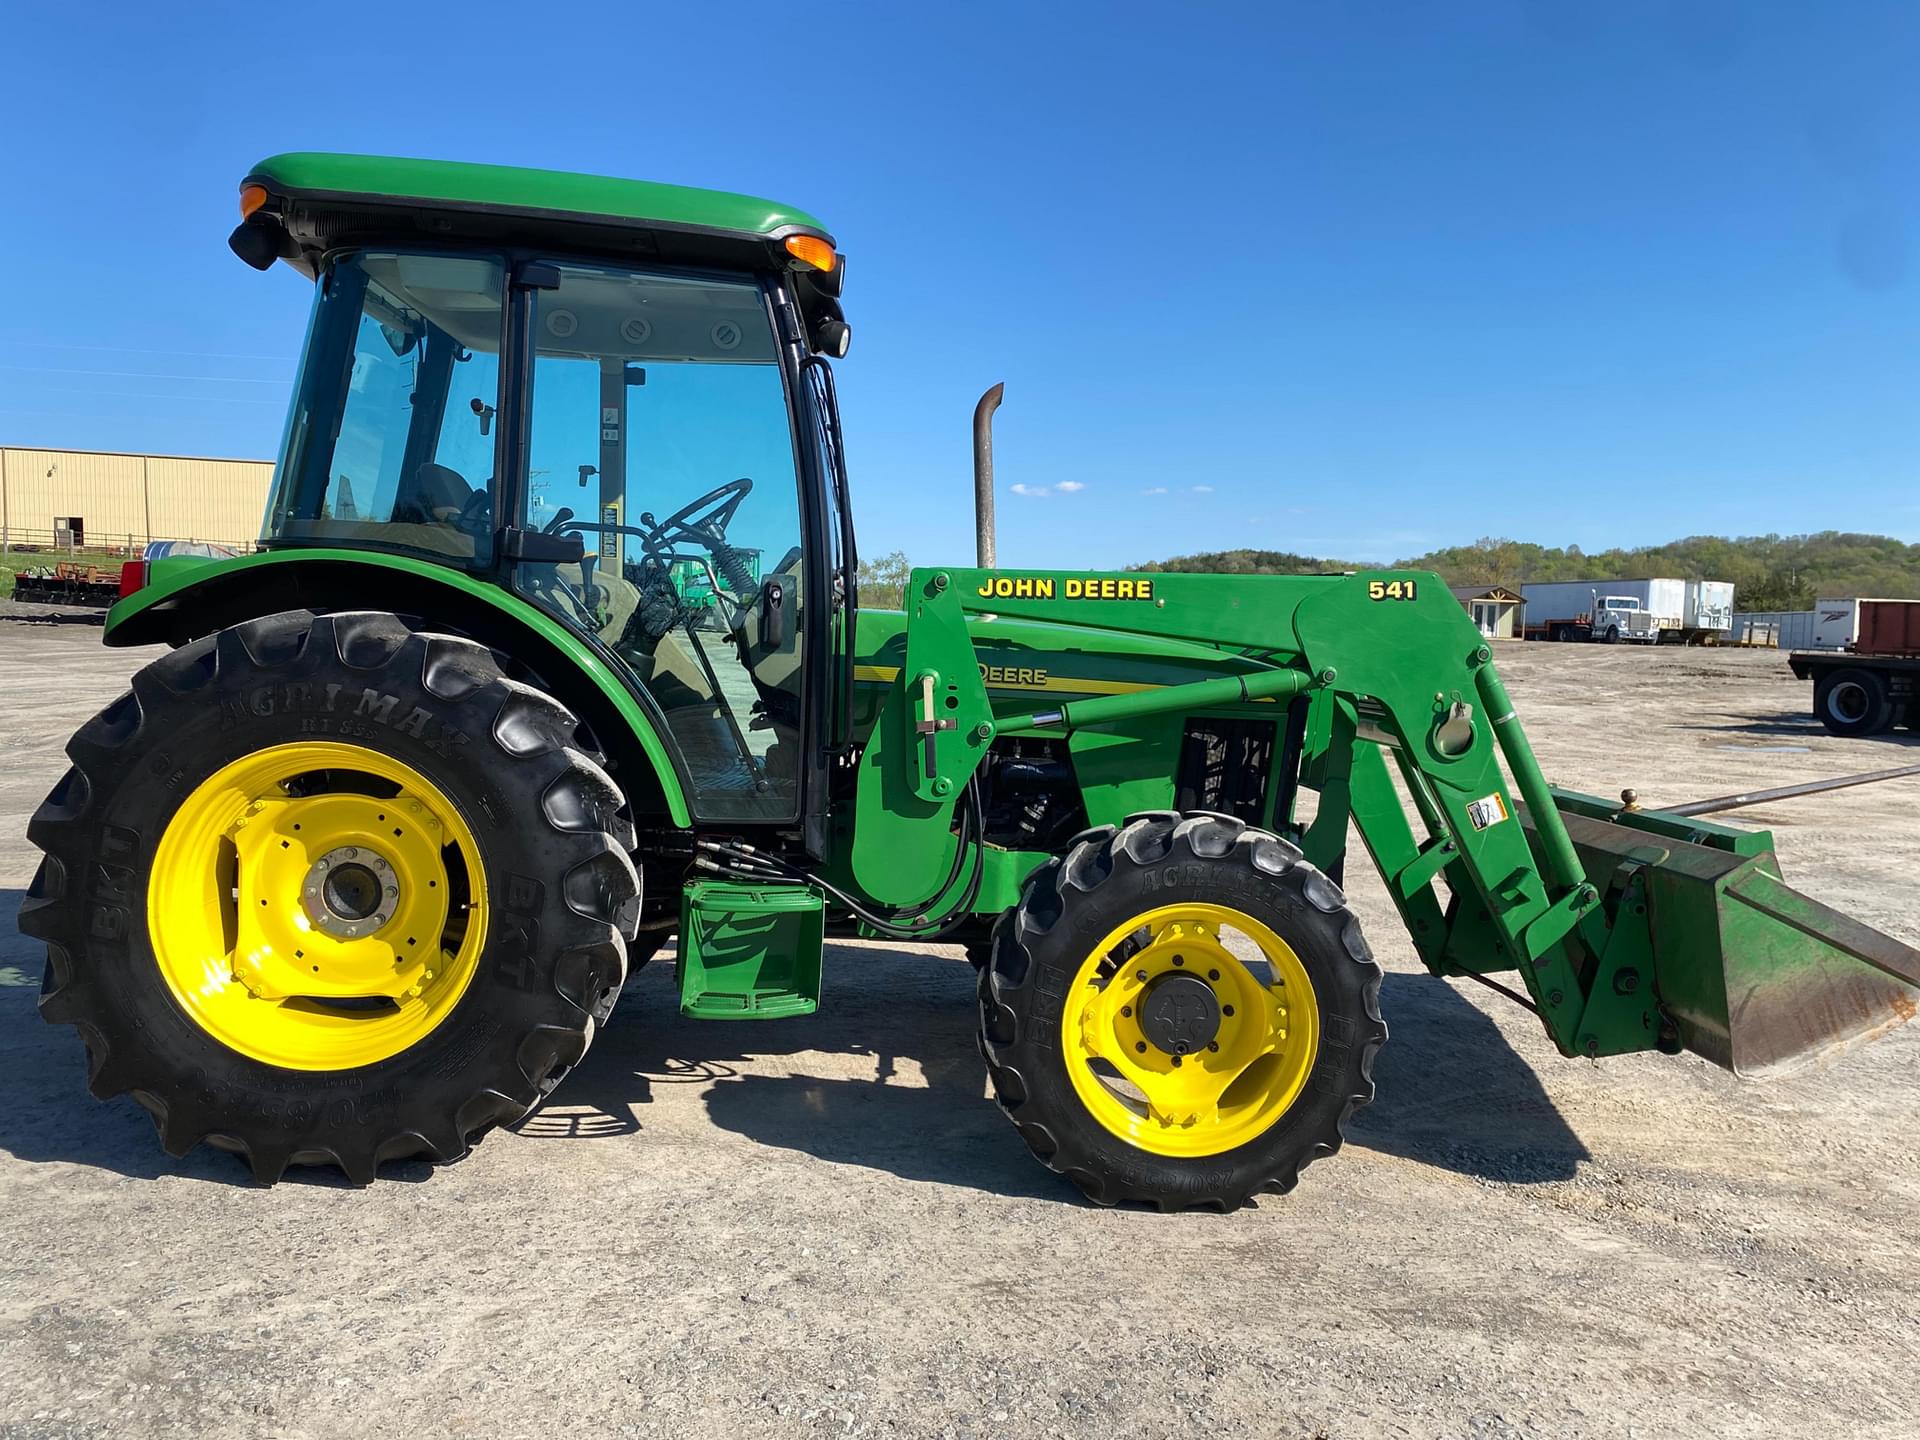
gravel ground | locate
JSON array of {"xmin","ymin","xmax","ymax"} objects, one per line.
[{"xmin": 2, "ymin": 620, "xmax": 1916, "ymax": 1439}]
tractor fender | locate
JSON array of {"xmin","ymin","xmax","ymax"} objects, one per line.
[{"xmin": 105, "ymin": 549, "xmax": 691, "ymax": 826}]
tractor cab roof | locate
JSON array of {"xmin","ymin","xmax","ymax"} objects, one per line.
[{"xmin": 234, "ymin": 153, "xmax": 843, "ymax": 305}]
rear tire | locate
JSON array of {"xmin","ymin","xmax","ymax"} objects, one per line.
[
  {"xmin": 978, "ymin": 812, "xmax": 1385, "ymax": 1212},
  {"xmin": 1815, "ymin": 668, "xmax": 1895, "ymax": 737},
  {"xmin": 22, "ymin": 609, "xmax": 639, "ymax": 1183}
]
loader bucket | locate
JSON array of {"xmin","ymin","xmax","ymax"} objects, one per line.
[{"xmin": 1544, "ymin": 795, "xmax": 1920, "ymax": 1077}]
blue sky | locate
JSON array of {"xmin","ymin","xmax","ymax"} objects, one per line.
[{"xmin": 0, "ymin": 1, "xmax": 1913, "ymax": 567}]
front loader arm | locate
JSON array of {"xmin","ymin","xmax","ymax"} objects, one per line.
[
  {"xmin": 856, "ymin": 566, "xmax": 1917, "ymax": 1073},
  {"xmin": 853, "ymin": 566, "xmax": 1614, "ymax": 1053}
]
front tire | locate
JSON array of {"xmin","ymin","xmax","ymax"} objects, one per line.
[
  {"xmin": 22, "ymin": 610, "xmax": 639, "ymax": 1183},
  {"xmin": 979, "ymin": 813, "xmax": 1385, "ymax": 1212}
]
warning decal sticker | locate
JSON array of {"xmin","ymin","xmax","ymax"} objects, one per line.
[{"xmin": 1466, "ymin": 792, "xmax": 1511, "ymax": 831}]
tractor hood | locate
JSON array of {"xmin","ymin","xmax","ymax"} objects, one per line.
[{"xmin": 852, "ymin": 605, "xmax": 1272, "ymax": 712}]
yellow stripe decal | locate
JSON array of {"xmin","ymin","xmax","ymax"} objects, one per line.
[{"xmin": 852, "ymin": 663, "xmax": 1161, "ymax": 696}]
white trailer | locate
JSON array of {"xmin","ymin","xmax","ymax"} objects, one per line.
[
  {"xmin": 1520, "ymin": 578, "xmax": 1686, "ymax": 643},
  {"xmin": 1811, "ymin": 598, "xmax": 1862, "ymax": 651},
  {"xmin": 1684, "ymin": 580, "xmax": 1735, "ymax": 638}
]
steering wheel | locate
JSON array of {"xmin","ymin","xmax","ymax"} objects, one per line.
[{"xmin": 639, "ymin": 477, "xmax": 753, "ymax": 555}]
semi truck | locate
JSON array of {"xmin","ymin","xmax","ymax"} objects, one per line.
[
  {"xmin": 1520, "ymin": 578, "xmax": 1733, "ymax": 644},
  {"xmin": 1788, "ymin": 598, "xmax": 1920, "ymax": 736}
]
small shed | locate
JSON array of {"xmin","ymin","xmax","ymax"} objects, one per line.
[{"xmin": 1449, "ymin": 584, "xmax": 1523, "ymax": 639}]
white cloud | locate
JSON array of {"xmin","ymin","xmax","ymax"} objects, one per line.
[
  {"xmin": 1141, "ymin": 486, "xmax": 1169, "ymax": 496},
  {"xmin": 1008, "ymin": 482, "xmax": 1050, "ymax": 497},
  {"xmin": 1190, "ymin": 484, "xmax": 1215, "ymax": 494},
  {"xmin": 1055, "ymin": 480, "xmax": 1086, "ymax": 493}
]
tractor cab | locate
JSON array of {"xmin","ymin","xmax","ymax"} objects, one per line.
[{"xmin": 238, "ymin": 154, "xmax": 856, "ymax": 830}]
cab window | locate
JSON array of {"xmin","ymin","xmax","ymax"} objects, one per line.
[{"xmin": 266, "ymin": 252, "xmax": 503, "ymax": 562}]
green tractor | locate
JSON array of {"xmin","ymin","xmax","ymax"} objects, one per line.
[{"xmin": 24, "ymin": 155, "xmax": 1918, "ymax": 1210}]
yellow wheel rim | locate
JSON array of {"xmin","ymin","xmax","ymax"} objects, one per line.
[
  {"xmin": 148, "ymin": 741, "xmax": 488, "ymax": 1070},
  {"xmin": 1059, "ymin": 902, "xmax": 1320, "ymax": 1159}
]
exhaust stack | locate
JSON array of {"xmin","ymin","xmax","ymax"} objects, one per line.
[{"xmin": 973, "ymin": 382, "xmax": 1004, "ymax": 568}]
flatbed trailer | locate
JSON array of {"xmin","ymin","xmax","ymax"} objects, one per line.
[{"xmin": 1789, "ymin": 650, "xmax": 1920, "ymax": 736}]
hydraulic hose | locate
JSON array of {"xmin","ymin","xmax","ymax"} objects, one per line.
[{"xmin": 696, "ymin": 780, "xmax": 986, "ymax": 938}]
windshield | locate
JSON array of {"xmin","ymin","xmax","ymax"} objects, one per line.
[
  {"xmin": 264, "ymin": 251, "xmax": 504, "ymax": 562},
  {"xmin": 1600, "ymin": 597, "xmax": 1641, "ymax": 611}
]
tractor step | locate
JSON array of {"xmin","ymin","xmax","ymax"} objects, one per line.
[{"xmin": 676, "ymin": 880, "xmax": 825, "ymax": 1020}]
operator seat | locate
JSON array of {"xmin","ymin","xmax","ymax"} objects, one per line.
[
  {"xmin": 392, "ymin": 462, "xmax": 473, "ymax": 525},
  {"xmin": 550, "ymin": 560, "xmax": 718, "ymax": 709}
]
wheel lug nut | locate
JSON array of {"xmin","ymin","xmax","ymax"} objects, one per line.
[
  {"xmin": 1209, "ymin": 968, "xmax": 1220, "ymax": 981},
  {"xmin": 1171, "ymin": 1055, "xmax": 1182, "ymax": 1067},
  {"xmin": 1136, "ymin": 969, "xmax": 1148, "ymax": 982},
  {"xmin": 1135, "ymin": 1041, "xmax": 1147, "ymax": 1054},
  {"xmin": 1172, "ymin": 955, "xmax": 1184, "ymax": 967},
  {"xmin": 1207, "ymin": 1041, "xmax": 1219, "ymax": 1052},
  {"xmin": 1222, "ymin": 1004, "xmax": 1235, "ymax": 1017},
  {"xmin": 1121, "ymin": 1005, "xmax": 1133, "ymax": 1018}
]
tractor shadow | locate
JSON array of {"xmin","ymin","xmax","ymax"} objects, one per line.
[
  {"xmin": 1347, "ymin": 973, "xmax": 1588, "ymax": 1184},
  {"xmin": 536, "ymin": 948, "xmax": 1589, "ymax": 1197},
  {"xmin": 0, "ymin": 886, "xmax": 429, "ymax": 1188},
  {"xmin": 0, "ymin": 888, "xmax": 245, "ymax": 1184},
  {"xmin": 519, "ymin": 944, "xmax": 1077, "ymax": 1204},
  {"xmin": 1, "ymin": 880, "xmax": 1585, "ymax": 1193}
]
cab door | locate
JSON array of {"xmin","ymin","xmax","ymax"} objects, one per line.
[{"xmin": 504, "ymin": 259, "xmax": 814, "ymax": 825}]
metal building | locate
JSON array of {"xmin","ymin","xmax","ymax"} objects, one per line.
[{"xmin": 0, "ymin": 446, "xmax": 272, "ymax": 553}]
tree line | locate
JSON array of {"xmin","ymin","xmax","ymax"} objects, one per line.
[
  {"xmin": 857, "ymin": 533, "xmax": 1920, "ymax": 612},
  {"xmin": 1133, "ymin": 532, "xmax": 1920, "ymax": 612}
]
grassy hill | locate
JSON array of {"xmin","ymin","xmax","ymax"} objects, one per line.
[{"xmin": 1135, "ymin": 532, "xmax": 1920, "ymax": 611}]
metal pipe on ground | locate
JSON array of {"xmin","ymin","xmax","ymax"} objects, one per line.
[
  {"xmin": 972, "ymin": 383, "xmax": 1003, "ymax": 568},
  {"xmin": 1654, "ymin": 763, "xmax": 1920, "ymax": 818}
]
